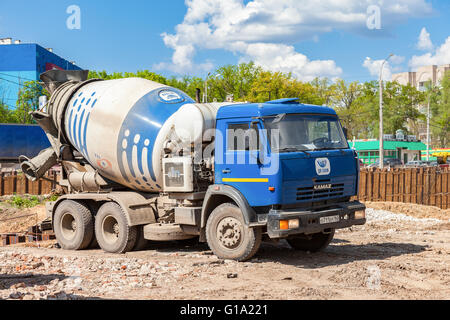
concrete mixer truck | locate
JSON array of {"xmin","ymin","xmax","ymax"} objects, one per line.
[{"xmin": 21, "ymin": 69, "xmax": 366, "ymax": 261}]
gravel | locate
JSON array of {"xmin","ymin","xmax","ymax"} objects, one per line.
[
  {"xmin": 0, "ymin": 252, "xmax": 192, "ymax": 300},
  {"xmin": 1, "ymin": 206, "xmax": 449, "ymax": 300},
  {"xmin": 365, "ymin": 208, "xmax": 445, "ymax": 224}
]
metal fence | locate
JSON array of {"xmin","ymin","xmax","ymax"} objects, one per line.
[
  {"xmin": 358, "ymin": 167, "xmax": 450, "ymax": 209},
  {"xmin": 0, "ymin": 170, "xmax": 60, "ymax": 196}
]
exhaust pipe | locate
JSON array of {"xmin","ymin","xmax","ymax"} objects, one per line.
[
  {"xmin": 196, "ymin": 88, "xmax": 201, "ymax": 103},
  {"xmin": 20, "ymin": 148, "xmax": 57, "ymax": 181}
]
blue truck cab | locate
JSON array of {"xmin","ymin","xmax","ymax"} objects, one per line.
[{"xmin": 206, "ymin": 98, "xmax": 365, "ymax": 247}]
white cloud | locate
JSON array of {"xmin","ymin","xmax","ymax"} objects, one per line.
[
  {"xmin": 416, "ymin": 27, "xmax": 433, "ymax": 51},
  {"xmin": 242, "ymin": 43, "xmax": 342, "ymax": 81},
  {"xmin": 363, "ymin": 55, "xmax": 405, "ymax": 81},
  {"xmin": 409, "ymin": 36, "xmax": 450, "ymax": 70},
  {"xmin": 156, "ymin": 0, "xmax": 433, "ymax": 77}
]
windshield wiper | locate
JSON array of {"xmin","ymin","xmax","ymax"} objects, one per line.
[
  {"xmin": 276, "ymin": 147, "xmax": 310, "ymax": 155},
  {"xmin": 310, "ymin": 147, "xmax": 345, "ymax": 151}
]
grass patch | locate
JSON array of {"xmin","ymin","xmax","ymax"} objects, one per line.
[
  {"xmin": 46, "ymin": 194, "xmax": 60, "ymax": 202},
  {"xmin": 8, "ymin": 195, "xmax": 41, "ymax": 209}
]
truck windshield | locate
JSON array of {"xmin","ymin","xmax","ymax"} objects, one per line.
[{"xmin": 263, "ymin": 114, "xmax": 348, "ymax": 152}]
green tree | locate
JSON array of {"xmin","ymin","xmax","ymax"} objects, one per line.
[
  {"xmin": 349, "ymin": 80, "xmax": 425, "ymax": 139},
  {"xmin": 245, "ymin": 69, "xmax": 323, "ymax": 104},
  {"xmin": 0, "ymin": 101, "xmax": 15, "ymax": 123},
  {"xmin": 14, "ymin": 81, "xmax": 49, "ymax": 124},
  {"xmin": 331, "ymin": 80, "xmax": 365, "ymax": 139},
  {"xmin": 207, "ymin": 62, "xmax": 261, "ymax": 102},
  {"xmin": 429, "ymin": 71, "xmax": 450, "ymax": 147},
  {"xmin": 382, "ymin": 81, "xmax": 425, "ymax": 135},
  {"xmin": 310, "ymin": 77, "xmax": 336, "ymax": 106}
]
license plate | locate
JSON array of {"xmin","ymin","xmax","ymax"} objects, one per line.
[{"xmin": 320, "ymin": 215, "xmax": 340, "ymax": 224}]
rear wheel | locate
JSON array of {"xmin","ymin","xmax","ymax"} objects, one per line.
[
  {"xmin": 287, "ymin": 229, "xmax": 335, "ymax": 252},
  {"xmin": 133, "ymin": 226, "xmax": 150, "ymax": 251},
  {"xmin": 53, "ymin": 200, "xmax": 94, "ymax": 250},
  {"xmin": 206, "ymin": 203, "xmax": 262, "ymax": 261},
  {"xmin": 95, "ymin": 202, "xmax": 137, "ymax": 254}
]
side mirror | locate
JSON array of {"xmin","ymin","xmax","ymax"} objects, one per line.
[
  {"xmin": 250, "ymin": 149, "xmax": 264, "ymax": 165},
  {"xmin": 343, "ymin": 127, "xmax": 348, "ymax": 140}
]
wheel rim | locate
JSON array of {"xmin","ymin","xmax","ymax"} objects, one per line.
[
  {"xmin": 102, "ymin": 215, "xmax": 120, "ymax": 245},
  {"xmin": 216, "ymin": 217, "xmax": 242, "ymax": 250},
  {"xmin": 60, "ymin": 213, "xmax": 77, "ymax": 240}
]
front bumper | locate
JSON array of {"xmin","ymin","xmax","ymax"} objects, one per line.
[{"xmin": 266, "ymin": 201, "xmax": 366, "ymax": 238}]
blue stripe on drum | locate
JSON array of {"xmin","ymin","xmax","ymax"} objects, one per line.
[
  {"xmin": 117, "ymin": 87, "xmax": 194, "ymax": 191},
  {"xmin": 66, "ymin": 91, "xmax": 97, "ymax": 163}
]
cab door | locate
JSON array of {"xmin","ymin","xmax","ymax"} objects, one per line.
[{"xmin": 214, "ymin": 118, "xmax": 276, "ymax": 207}]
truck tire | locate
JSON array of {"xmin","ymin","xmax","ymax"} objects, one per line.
[
  {"xmin": 206, "ymin": 203, "xmax": 262, "ymax": 262},
  {"xmin": 133, "ymin": 226, "xmax": 149, "ymax": 251},
  {"xmin": 287, "ymin": 229, "xmax": 335, "ymax": 252},
  {"xmin": 53, "ymin": 200, "xmax": 94, "ymax": 250},
  {"xmin": 95, "ymin": 202, "xmax": 137, "ymax": 254},
  {"xmin": 86, "ymin": 202, "xmax": 101, "ymax": 249}
]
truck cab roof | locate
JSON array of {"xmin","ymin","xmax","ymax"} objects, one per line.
[{"xmin": 216, "ymin": 98, "xmax": 337, "ymax": 120}]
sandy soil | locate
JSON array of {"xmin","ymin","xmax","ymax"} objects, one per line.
[
  {"xmin": 0, "ymin": 202, "xmax": 449, "ymax": 300},
  {"xmin": 0, "ymin": 203, "xmax": 47, "ymax": 234}
]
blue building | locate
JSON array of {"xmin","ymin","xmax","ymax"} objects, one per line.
[{"xmin": 0, "ymin": 38, "xmax": 82, "ymax": 108}]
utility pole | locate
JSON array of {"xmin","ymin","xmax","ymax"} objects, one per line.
[
  {"xmin": 204, "ymin": 73, "xmax": 221, "ymax": 103},
  {"xmin": 379, "ymin": 53, "xmax": 394, "ymax": 169}
]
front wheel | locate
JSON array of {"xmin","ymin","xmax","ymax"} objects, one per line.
[
  {"xmin": 287, "ymin": 229, "xmax": 335, "ymax": 252},
  {"xmin": 206, "ymin": 203, "xmax": 262, "ymax": 261}
]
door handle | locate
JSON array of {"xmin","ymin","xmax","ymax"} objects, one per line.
[{"xmin": 222, "ymin": 169, "xmax": 231, "ymax": 174}]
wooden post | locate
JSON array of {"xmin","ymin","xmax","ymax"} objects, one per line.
[
  {"xmin": 424, "ymin": 168, "xmax": 430, "ymax": 206},
  {"xmin": 360, "ymin": 170, "xmax": 367, "ymax": 201},
  {"xmin": 0, "ymin": 172, "xmax": 4, "ymax": 196},
  {"xmin": 411, "ymin": 168, "xmax": 417, "ymax": 204},
  {"xmin": 445, "ymin": 168, "xmax": 449, "ymax": 209},
  {"xmin": 12, "ymin": 171, "xmax": 17, "ymax": 194},
  {"xmin": 367, "ymin": 168, "xmax": 373, "ymax": 201},
  {"xmin": 418, "ymin": 168, "xmax": 424, "ymax": 205},
  {"xmin": 373, "ymin": 169, "xmax": 379, "ymax": 200},
  {"xmin": 380, "ymin": 168, "xmax": 386, "ymax": 201},
  {"xmin": 436, "ymin": 169, "xmax": 442, "ymax": 209}
]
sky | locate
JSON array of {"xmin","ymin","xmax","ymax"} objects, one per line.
[{"xmin": 0, "ymin": 0, "xmax": 449, "ymax": 83}]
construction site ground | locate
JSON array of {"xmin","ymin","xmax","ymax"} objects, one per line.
[{"xmin": 0, "ymin": 200, "xmax": 449, "ymax": 300}]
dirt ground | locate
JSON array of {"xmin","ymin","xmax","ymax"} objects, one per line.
[
  {"xmin": 0, "ymin": 202, "xmax": 449, "ymax": 300},
  {"xmin": 0, "ymin": 198, "xmax": 47, "ymax": 234}
]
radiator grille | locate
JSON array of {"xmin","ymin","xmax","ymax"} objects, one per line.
[{"xmin": 296, "ymin": 183, "xmax": 345, "ymax": 201}]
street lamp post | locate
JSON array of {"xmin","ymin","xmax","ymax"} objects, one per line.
[
  {"xmin": 379, "ymin": 53, "xmax": 394, "ymax": 169},
  {"xmin": 204, "ymin": 73, "xmax": 221, "ymax": 103},
  {"xmin": 204, "ymin": 72, "xmax": 211, "ymax": 103}
]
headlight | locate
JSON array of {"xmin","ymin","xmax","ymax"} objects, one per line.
[
  {"xmin": 354, "ymin": 210, "xmax": 366, "ymax": 220},
  {"xmin": 280, "ymin": 219, "xmax": 300, "ymax": 230}
]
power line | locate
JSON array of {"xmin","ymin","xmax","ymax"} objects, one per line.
[
  {"xmin": 0, "ymin": 77, "xmax": 36, "ymax": 89},
  {"xmin": 0, "ymin": 101, "xmax": 17, "ymax": 109},
  {"xmin": 0, "ymin": 72, "xmax": 36, "ymax": 82}
]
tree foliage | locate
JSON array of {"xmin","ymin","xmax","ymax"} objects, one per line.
[
  {"xmin": 15, "ymin": 81, "xmax": 49, "ymax": 124},
  {"xmin": 0, "ymin": 64, "xmax": 446, "ymax": 148},
  {"xmin": 429, "ymin": 70, "xmax": 450, "ymax": 147}
]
